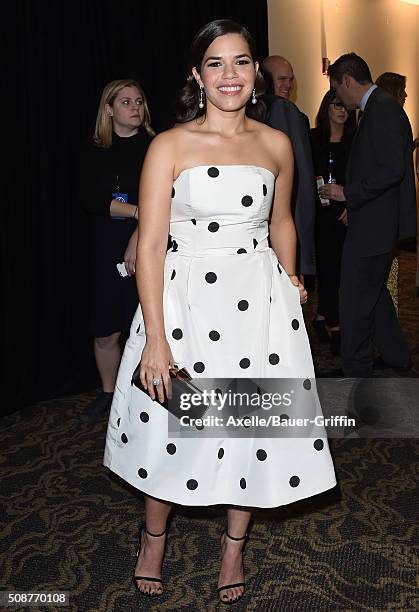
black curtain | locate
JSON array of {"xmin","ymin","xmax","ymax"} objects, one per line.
[{"xmin": 3, "ymin": 0, "xmax": 268, "ymax": 416}]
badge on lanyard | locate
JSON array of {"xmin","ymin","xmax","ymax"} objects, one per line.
[{"xmin": 112, "ymin": 175, "xmax": 128, "ymax": 220}]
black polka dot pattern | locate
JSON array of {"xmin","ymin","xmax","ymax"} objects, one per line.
[
  {"xmin": 108, "ymin": 164, "xmax": 336, "ymax": 509},
  {"xmin": 205, "ymin": 272, "xmax": 217, "ymax": 284},
  {"xmin": 208, "ymin": 222, "xmax": 219, "ymax": 232},
  {"xmin": 256, "ymin": 449, "xmax": 267, "ymax": 461}
]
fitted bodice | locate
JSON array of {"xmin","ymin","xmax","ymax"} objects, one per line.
[{"xmin": 169, "ymin": 165, "xmax": 275, "ymax": 256}]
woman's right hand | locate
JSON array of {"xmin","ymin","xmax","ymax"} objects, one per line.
[{"xmin": 139, "ymin": 336, "xmax": 175, "ymax": 403}]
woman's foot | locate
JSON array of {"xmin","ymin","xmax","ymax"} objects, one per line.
[
  {"xmin": 133, "ymin": 527, "xmax": 167, "ymax": 596},
  {"xmin": 218, "ymin": 531, "xmax": 247, "ymax": 604},
  {"xmin": 80, "ymin": 390, "xmax": 113, "ymax": 422}
]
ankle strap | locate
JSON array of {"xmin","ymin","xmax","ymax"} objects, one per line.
[
  {"xmin": 144, "ymin": 526, "xmax": 166, "ymax": 537},
  {"xmin": 225, "ymin": 530, "xmax": 247, "ymax": 541}
]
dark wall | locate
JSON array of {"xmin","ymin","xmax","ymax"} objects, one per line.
[{"xmin": 3, "ymin": 0, "xmax": 268, "ymax": 415}]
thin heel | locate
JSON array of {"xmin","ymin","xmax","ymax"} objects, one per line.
[
  {"xmin": 133, "ymin": 523, "xmax": 167, "ymax": 597},
  {"xmin": 217, "ymin": 531, "xmax": 247, "ymax": 605}
]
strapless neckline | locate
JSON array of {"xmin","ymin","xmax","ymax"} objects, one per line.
[{"xmin": 173, "ymin": 164, "xmax": 276, "ymax": 184}]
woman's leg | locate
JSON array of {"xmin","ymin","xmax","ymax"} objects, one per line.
[
  {"xmin": 94, "ymin": 332, "xmax": 121, "ymax": 392},
  {"xmin": 134, "ymin": 495, "xmax": 173, "ymax": 595},
  {"xmin": 218, "ymin": 507, "xmax": 252, "ymax": 603},
  {"xmin": 81, "ymin": 332, "xmax": 122, "ymax": 421}
]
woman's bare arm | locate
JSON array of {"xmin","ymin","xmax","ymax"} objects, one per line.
[
  {"xmin": 135, "ymin": 132, "xmax": 176, "ymax": 401},
  {"xmin": 268, "ymin": 132, "xmax": 296, "ymax": 274},
  {"xmin": 268, "ymin": 130, "xmax": 307, "ymax": 303}
]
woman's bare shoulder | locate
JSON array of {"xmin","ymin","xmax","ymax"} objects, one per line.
[
  {"xmin": 250, "ymin": 119, "xmax": 291, "ymax": 147},
  {"xmin": 147, "ymin": 122, "xmax": 198, "ymax": 152}
]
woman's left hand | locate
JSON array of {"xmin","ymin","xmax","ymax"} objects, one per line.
[
  {"xmin": 289, "ymin": 274, "xmax": 308, "ymax": 304},
  {"xmin": 124, "ymin": 230, "xmax": 138, "ymax": 276}
]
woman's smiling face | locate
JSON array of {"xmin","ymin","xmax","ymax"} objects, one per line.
[{"xmin": 193, "ymin": 33, "xmax": 258, "ymax": 113}]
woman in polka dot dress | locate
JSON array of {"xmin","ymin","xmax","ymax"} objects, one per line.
[{"xmin": 104, "ymin": 19, "xmax": 336, "ymax": 604}]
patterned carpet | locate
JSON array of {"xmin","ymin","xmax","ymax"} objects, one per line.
[{"xmin": 1, "ymin": 251, "xmax": 418, "ymax": 611}]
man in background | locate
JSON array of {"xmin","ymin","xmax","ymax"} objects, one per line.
[
  {"xmin": 262, "ymin": 55, "xmax": 295, "ymax": 100},
  {"xmin": 262, "ymin": 55, "xmax": 316, "ymax": 278},
  {"xmin": 319, "ymin": 53, "xmax": 416, "ymax": 377}
]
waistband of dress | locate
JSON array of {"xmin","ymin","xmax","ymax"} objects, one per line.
[{"xmin": 168, "ymin": 237, "xmax": 271, "ymax": 258}]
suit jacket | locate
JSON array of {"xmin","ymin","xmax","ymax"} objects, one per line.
[
  {"xmin": 344, "ymin": 87, "xmax": 417, "ymax": 256},
  {"xmin": 264, "ymin": 94, "xmax": 316, "ymax": 275}
]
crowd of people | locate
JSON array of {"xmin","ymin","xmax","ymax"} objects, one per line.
[{"xmin": 77, "ymin": 19, "xmax": 417, "ymax": 605}]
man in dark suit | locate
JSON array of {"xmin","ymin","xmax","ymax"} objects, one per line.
[
  {"xmin": 262, "ymin": 56, "xmax": 316, "ymax": 277},
  {"xmin": 319, "ymin": 53, "xmax": 417, "ymax": 377}
]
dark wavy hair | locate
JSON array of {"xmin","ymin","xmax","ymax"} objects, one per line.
[
  {"xmin": 175, "ymin": 19, "xmax": 266, "ymax": 123},
  {"xmin": 315, "ymin": 89, "xmax": 357, "ymax": 145}
]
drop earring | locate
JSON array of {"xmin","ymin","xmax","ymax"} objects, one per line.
[
  {"xmin": 251, "ymin": 88, "xmax": 257, "ymax": 104},
  {"xmin": 198, "ymin": 86, "xmax": 205, "ymax": 109}
]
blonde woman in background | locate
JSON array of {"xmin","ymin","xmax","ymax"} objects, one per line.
[{"xmin": 79, "ymin": 79, "xmax": 154, "ymax": 421}]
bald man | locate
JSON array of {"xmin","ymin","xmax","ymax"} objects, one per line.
[
  {"xmin": 262, "ymin": 55, "xmax": 295, "ymax": 99},
  {"xmin": 261, "ymin": 56, "xmax": 316, "ymax": 277}
]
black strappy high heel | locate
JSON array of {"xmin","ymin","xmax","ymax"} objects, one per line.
[
  {"xmin": 217, "ymin": 530, "xmax": 248, "ymax": 605},
  {"xmin": 133, "ymin": 524, "xmax": 167, "ymax": 597}
]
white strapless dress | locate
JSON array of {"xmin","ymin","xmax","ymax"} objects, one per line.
[{"xmin": 103, "ymin": 165, "xmax": 336, "ymax": 507}]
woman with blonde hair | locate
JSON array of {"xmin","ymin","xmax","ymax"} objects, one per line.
[{"xmin": 79, "ymin": 79, "xmax": 154, "ymax": 421}]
